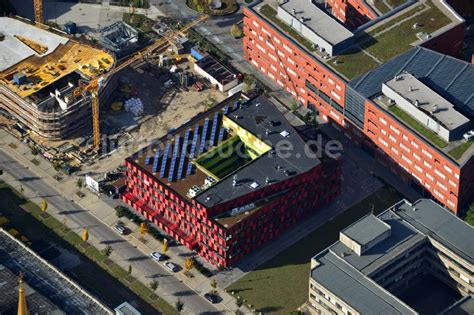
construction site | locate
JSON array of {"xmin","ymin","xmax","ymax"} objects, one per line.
[{"xmin": 0, "ymin": 0, "xmax": 238, "ymax": 174}]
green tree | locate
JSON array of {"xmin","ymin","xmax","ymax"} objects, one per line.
[
  {"xmin": 76, "ymin": 178, "xmax": 83, "ymax": 189},
  {"xmin": 235, "ymin": 296, "xmax": 243, "ymax": 308},
  {"xmin": 149, "ymin": 280, "xmax": 159, "ymax": 291},
  {"xmin": 115, "ymin": 206, "xmax": 129, "ymax": 218},
  {"xmin": 101, "ymin": 245, "xmax": 113, "ymax": 257},
  {"xmin": 230, "ymin": 24, "xmax": 243, "ymax": 38},
  {"xmin": 210, "ymin": 278, "xmax": 217, "ymax": 293},
  {"xmin": 175, "ymin": 299, "xmax": 184, "ymax": 313}
]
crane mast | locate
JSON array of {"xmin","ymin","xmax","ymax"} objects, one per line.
[{"xmin": 33, "ymin": 0, "xmax": 43, "ymax": 24}]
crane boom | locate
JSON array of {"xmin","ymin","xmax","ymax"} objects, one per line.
[
  {"xmin": 33, "ymin": 0, "xmax": 43, "ymax": 24},
  {"xmin": 78, "ymin": 15, "xmax": 208, "ymax": 151}
]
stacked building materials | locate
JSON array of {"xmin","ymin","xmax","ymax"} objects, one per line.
[{"xmin": 124, "ymin": 97, "xmax": 143, "ymax": 116}]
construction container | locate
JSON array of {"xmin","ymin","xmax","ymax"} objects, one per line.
[
  {"xmin": 191, "ymin": 46, "xmax": 207, "ymax": 61},
  {"xmin": 13, "ymin": 73, "xmax": 27, "ymax": 85}
]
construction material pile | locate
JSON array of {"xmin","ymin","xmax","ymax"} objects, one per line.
[{"xmin": 124, "ymin": 98, "xmax": 144, "ymax": 116}]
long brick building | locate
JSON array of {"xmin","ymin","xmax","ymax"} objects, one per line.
[
  {"xmin": 122, "ymin": 94, "xmax": 341, "ymax": 267},
  {"xmin": 243, "ymin": 0, "xmax": 473, "ymax": 213}
]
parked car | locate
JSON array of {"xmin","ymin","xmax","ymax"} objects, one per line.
[
  {"xmin": 164, "ymin": 261, "xmax": 178, "ymax": 272},
  {"xmin": 150, "ymin": 252, "xmax": 165, "ymax": 261},
  {"xmin": 113, "ymin": 223, "xmax": 127, "ymax": 235},
  {"xmin": 204, "ymin": 293, "xmax": 219, "ymax": 304}
]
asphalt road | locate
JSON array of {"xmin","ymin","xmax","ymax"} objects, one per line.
[{"xmin": 0, "ymin": 149, "xmax": 220, "ymax": 315}]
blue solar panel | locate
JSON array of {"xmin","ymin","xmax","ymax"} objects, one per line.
[
  {"xmin": 168, "ymin": 136, "xmax": 181, "ymax": 182},
  {"xmin": 159, "ymin": 144, "xmax": 171, "ymax": 178},
  {"xmin": 151, "ymin": 149, "xmax": 161, "ymax": 173},
  {"xmin": 209, "ymin": 112, "xmax": 219, "ymax": 147},
  {"xmin": 177, "ymin": 129, "xmax": 191, "ymax": 180},
  {"xmin": 233, "ymin": 101, "xmax": 239, "ymax": 109},
  {"xmin": 186, "ymin": 162, "xmax": 193, "ymax": 175},
  {"xmin": 189, "ymin": 125, "xmax": 199, "ymax": 157},
  {"xmin": 198, "ymin": 118, "xmax": 210, "ymax": 154},
  {"xmin": 224, "ymin": 106, "xmax": 230, "ymax": 114},
  {"xmin": 145, "ymin": 156, "xmax": 152, "ymax": 165},
  {"xmin": 218, "ymin": 127, "xmax": 226, "ymax": 141}
]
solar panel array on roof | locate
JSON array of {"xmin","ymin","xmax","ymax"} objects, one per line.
[
  {"xmin": 177, "ymin": 129, "xmax": 191, "ymax": 180},
  {"xmin": 209, "ymin": 112, "xmax": 220, "ymax": 147},
  {"xmin": 152, "ymin": 149, "xmax": 161, "ymax": 173},
  {"xmin": 233, "ymin": 101, "xmax": 239, "ymax": 110},
  {"xmin": 187, "ymin": 124, "xmax": 200, "ymax": 176},
  {"xmin": 349, "ymin": 47, "xmax": 474, "ymax": 119},
  {"xmin": 168, "ymin": 136, "xmax": 181, "ymax": 182},
  {"xmin": 198, "ymin": 118, "xmax": 210, "ymax": 154},
  {"xmin": 218, "ymin": 127, "xmax": 226, "ymax": 141},
  {"xmin": 145, "ymin": 156, "xmax": 152, "ymax": 165},
  {"xmin": 159, "ymin": 143, "xmax": 171, "ymax": 178},
  {"xmin": 224, "ymin": 106, "xmax": 230, "ymax": 114}
]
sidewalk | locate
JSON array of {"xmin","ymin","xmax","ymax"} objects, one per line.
[{"xmin": 0, "ymin": 130, "xmax": 246, "ymax": 314}]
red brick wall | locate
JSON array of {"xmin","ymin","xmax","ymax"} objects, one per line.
[
  {"xmin": 122, "ymin": 147, "xmax": 342, "ymax": 267},
  {"xmin": 326, "ymin": 0, "xmax": 377, "ymax": 27},
  {"xmin": 364, "ymin": 102, "xmax": 462, "ymax": 212}
]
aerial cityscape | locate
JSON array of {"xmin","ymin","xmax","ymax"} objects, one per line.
[{"xmin": 0, "ymin": 0, "xmax": 472, "ymax": 314}]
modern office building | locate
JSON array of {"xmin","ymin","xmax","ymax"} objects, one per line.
[
  {"xmin": 0, "ymin": 17, "xmax": 114, "ymax": 140},
  {"xmin": 307, "ymin": 199, "xmax": 474, "ymax": 315},
  {"xmin": 122, "ymin": 94, "xmax": 341, "ymax": 267},
  {"xmin": 243, "ymin": 0, "xmax": 473, "ymax": 213}
]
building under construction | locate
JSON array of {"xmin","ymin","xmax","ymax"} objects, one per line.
[{"xmin": 0, "ymin": 17, "xmax": 115, "ymax": 140}]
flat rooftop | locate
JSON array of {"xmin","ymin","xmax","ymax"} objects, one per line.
[
  {"xmin": 196, "ymin": 55, "xmax": 237, "ymax": 84},
  {"xmin": 279, "ymin": 0, "xmax": 353, "ymax": 45},
  {"xmin": 0, "ymin": 229, "xmax": 110, "ymax": 314},
  {"xmin": 395, "ymin": 199, "xmax": 474, "ymax": 264},
  {"xmin": 128, "ymin": 94, "xmax": 320, "ymax": 224},
  {"xmin": 251, "ymin": 0, "xmax": 461, "ymax": 80},
  {"xmin": 0, "ymin": 17, "xmax": 68, "ymax": 72},
  {"xmin": 349, "ymin": 47, "xmax": 474, "ymax": 164},
  {"xmin": 341, "ymin": 214, "xmax": 391, "ymax": 247},
  {"xmin": 311, "ymin": 198, "xmax": 474, "ymax": 314},
  {"xmin": 0, "ymin": 17, "xmax": 114, "ymax": 99},
  {"xmin": 383, "ymin": 73, "xmax": 470, "ymax": 131},
  {"xmin": 311, "ymin": 250, "xmax": 416, "ymax": 314}
]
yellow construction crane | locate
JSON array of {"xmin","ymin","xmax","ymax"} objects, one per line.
[
  {"xmin": 73, "ymin": 15, "xmax": 208, "ymax": 151},
  {"xmin": 33, "ymin": 0, "xmax": 43, "ymax": 24}
]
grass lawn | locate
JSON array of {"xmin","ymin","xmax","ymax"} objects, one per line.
[
  {"xmin": 259, "ymin": 5, "xmax": 316, "ymax": 52},
  {"xmin": 365, "ymin": 1, "xmax": 451, "ymax": 61},
  {"xmin": 389, "ymin": 106, "xmax": 448, "ymax": 148},
  {"xmin": 336, "ymin": 1, "xmax": 451, "ymax": 79},
  {"xmin": 330, "ymin": 48, "xmax": 380, "ymax": 79},
  {"xmin": 375, "ymin": 1, "xmax": 391, "ymax": 14},
  {"xmin": 227, "ymin": 186, "xmax": 402, "ymax": 314},
  {"xmin": 448, "ymin": 141, "xmax": 473, "ymax": 160}
]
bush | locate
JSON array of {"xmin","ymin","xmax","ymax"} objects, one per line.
[
  {"xmin": 115, "ymin": 205, "xmax": 129, "ymax": 218},
  {"xmin": 191, "ymin": 256, "xmax": 213, "ymax": 277}
]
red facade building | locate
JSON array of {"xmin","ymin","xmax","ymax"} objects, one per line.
[
  {"xmin": 122, "ymin": 94, "xmax": 341, "ymax": 267},
  {"xmin": 243, "ymin": 0, "xmax": 473, "ymax": 213}
]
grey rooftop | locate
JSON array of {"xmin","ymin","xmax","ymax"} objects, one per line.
[
  {"xmin": 195, "ymin": 95, "xmax": 320, "ymax": 207},
  {"xmin": 341, "ymin": 213, "xmax": 391, "ymax": 247},
  {"xmin": 349, "ymin": 47, "xmax": 474, "ymax": 120},
  {"xmin": 279, "ymin": 0, "xmax": 353, "ymax": 45},
  {"xmin": 383, "ymin": 73, "xmax": 470, "ymax": 131},
  {"xmin": 311, "ymin": 250, "xmax": 416, "ymax": 314},
  {"xmin": 0, "ymin": 17, "xmax": 68, "ymax": 72}
]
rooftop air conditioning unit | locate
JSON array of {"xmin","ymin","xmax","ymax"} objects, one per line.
[{"xmin": 463, "ymin": 130, "xmax": 474, "ymax": 142}]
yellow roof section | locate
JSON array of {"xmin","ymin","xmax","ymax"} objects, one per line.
[{"xmin": 1, "ymin": 39, "xmax": 114, "ymax": 98}]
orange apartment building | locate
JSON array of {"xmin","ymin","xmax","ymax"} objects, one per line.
[{"xmin": 243, "ymin": 0, "xmax": 473, "ymax": 213}]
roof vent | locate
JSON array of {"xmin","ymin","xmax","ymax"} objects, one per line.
[
  {"xmin": 280, "ymin": 130, "xmax": 290, "ymax": 138},
  {"xmin": 292, "ymin": 8, "xmax": 296, "ymax": 15},
  {"xmin": 232, "ymin": 175, "xmax": 239, "ymax": 187},
  {"xmin": 408, "ymin": 85, "xmax": 413, "ymax": 92},
  {"xmin": 340, "ymin": 252, "xmax": 349, "ymax": 258},
  {"xmin": 431, "ymin": 104, "xmax": 439, "ymax": 114},
  {"xmin": 188, "ymin": 185, "xmax": 201, "ymax": 198},
  {"xmin": 414, "ymin": 99, "xmax": 420, "ymax": 107},
  {"xmin": 412, "ymin": 207, "xmax": 417, "ymax": 211}
]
